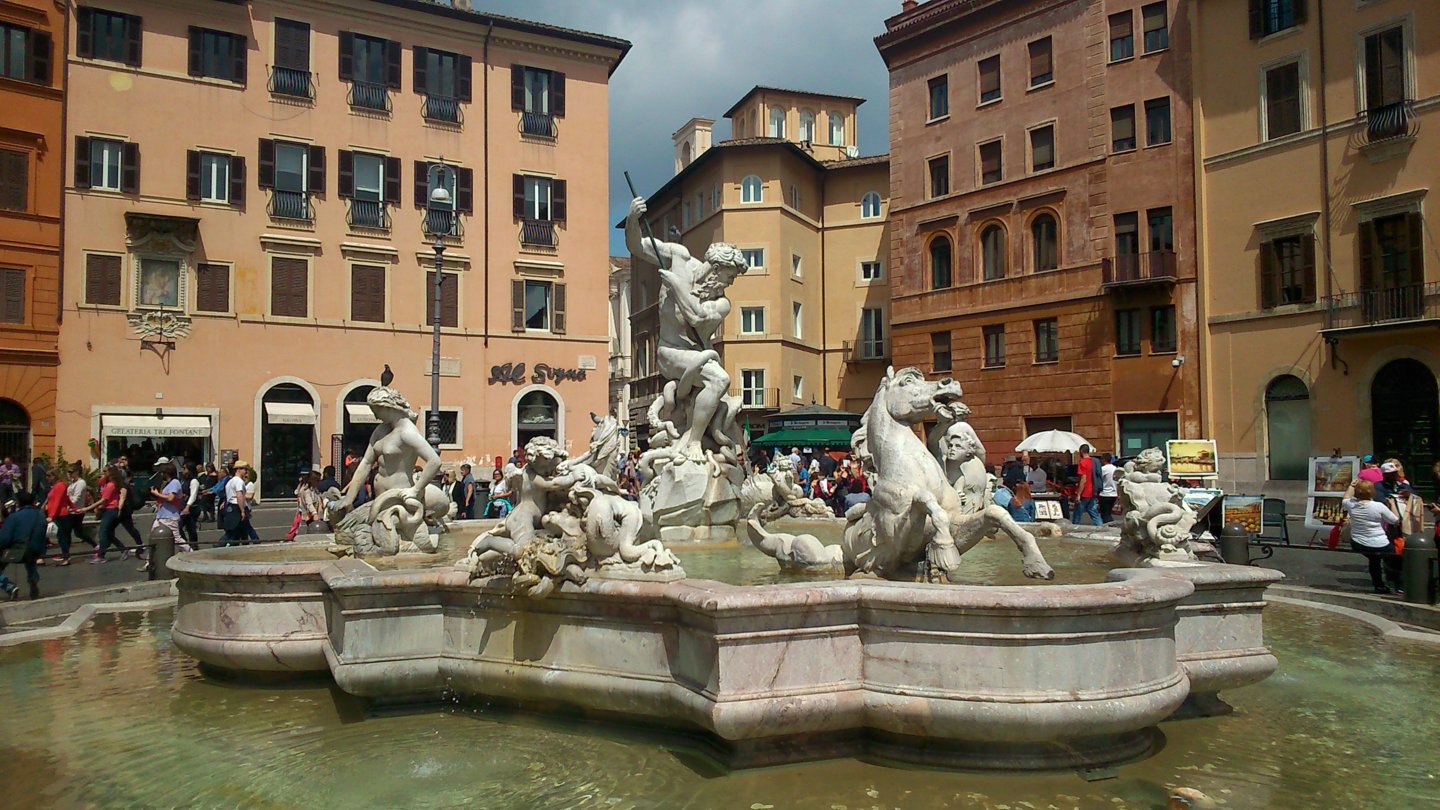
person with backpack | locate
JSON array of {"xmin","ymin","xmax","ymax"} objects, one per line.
[{"xmin": 1, "ymin": 490, "xmax": 48, "ymax": 600}]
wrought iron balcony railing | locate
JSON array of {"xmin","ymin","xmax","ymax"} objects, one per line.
[
  {"xmin": 423, "ymin": 207, "xmax": 462, "ymax": 239},
  {"xmin": 268, "ymin": 66, "xmax": 313, "ymax": 99},
  {"xmin": 268, "ymin": 189, "xmax": 311, "ymax": 221},
  {"xmin": 348, "ymin": 80, "xmax": 390, "ymax": 113},
  {"xmin": 347, "ymin": 199, "xmax": 389, "ymax": 230},
  {"xmin": 520, "ymin": 111, "xmax": 557, "ymax": 138},
  {"xmin": 423, "ymin": 95, "xmax": 462, "ymax": 124},
  {"xmin": 1103, "ymin": 250, "xmax": 1177, "ymax": 287},
  {"xmin": 520, "ymin": 219, "xmax": 557, "ymax": 247},
  {"xmin": 1323, "ymin": 282, "xmax": 1440, "ymax": 333},
  {"xmin": 842, "ymin": 339, "xmax": 889, "ymax": 363},
  {"xmin": 1360, "ymin": 99, "xmax": 1417, "ymax": 144},
  {"xmin": 729, "ymin": 387, "xmax": 780, "ymax": 409}
]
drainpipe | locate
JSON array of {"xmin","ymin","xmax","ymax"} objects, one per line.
[
  {"xmin": 1315, "ymin": 0, "xmax": 1342, "ymax": 373},
  {"xmin": 56, "ymin": 0, "xmax": 70, "ymax": 328},
  {"xmin": 482, "ymin": 21, "xmax": 493, "ymax": 347},
  {"xmin": 819, "ymin": 171, "xmax": 828, "ymax": 406}
]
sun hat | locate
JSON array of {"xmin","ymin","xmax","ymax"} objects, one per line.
[
  {"xmin": 232, "ymin": 460, "xmax": 252, "ymax": 470},
  {"xmin": 1380, "ymin": 462, "xmax": 1398, "ymax": 473}
]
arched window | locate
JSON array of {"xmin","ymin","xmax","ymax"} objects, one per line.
[
  {"xmin": 681, "ymin": 141, "xmax": 692, "ymax": 167},
  {"xmin": 929, "ymin": 235, "xmax": 953, "ymax": 289},
  {"xmin": 516, "ymin": 389, "xmax": 560, "ymax": 447},
  {"xmin": 799, "ymin": 109, "xmax": 816, "ymax": 142},
  {"xmin": 861, "ymin": 191, "xmax": 882, "ymax": 219},
  {"xmin": 741, "ymin": 175, "xmax": 763, "ymax": 203},
  {"xmin": 1265, "ymin": 375, "xmax": 1310, "ymax": 480},
  {"xmin": 981, "ymin": 224, "xmax": 1007, "ymax": 280},
  {"xmin": 768, "ymin": 106, "xmax": 785, "ymax": 138},
  {"xmin": 829, "ymin": 111, "xmax": 845, "ymax": 145},
  {"xmin": 1031, "ymin": 213, "xmax": 1059, "ymax": 272},
  {"xmin": 1371, "ymin": 359, "xmax": 1440, "ymax": 485}
]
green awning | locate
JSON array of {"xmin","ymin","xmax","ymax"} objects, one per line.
[{"xmin": 749, "ymin": 427, "xmax": 854, "ymax": 449}]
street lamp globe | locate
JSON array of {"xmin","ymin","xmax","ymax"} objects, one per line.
[{"xmin": 429, "ymin": 183, "xmax": 451, "ymax": 207}]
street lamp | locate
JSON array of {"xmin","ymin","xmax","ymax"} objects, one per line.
[{"xmin": 426, "ymin": 160, "xmax": 454, "ymax": 448}]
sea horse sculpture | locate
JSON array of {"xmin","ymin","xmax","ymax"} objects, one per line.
[{"xmin": 1116, "ymin": 447, "xmax": 1200, "ymax": 565}]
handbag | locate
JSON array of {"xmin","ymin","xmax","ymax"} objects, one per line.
[{"xmin": 1, "ymin": 544, "xmax": 26, "ymax": 564}]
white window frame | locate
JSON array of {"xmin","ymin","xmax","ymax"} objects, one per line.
[
  {"xmin": 274, "ymin": 141, "xmax": 308, "ymax": 194},
  {"xmin": 828, "ymin": 111, "xmax": 845, "ymax": 145},
  {"xmin": 741, "ymin": 175, "xmax": 763, "ymax": 203},
  {"xmin": 792, "ymin": 300, "xmax": 803, "ymax": 338},
  {"xmin": 1258, "ymin": 52, "xmax": 1310, "ymax": 142},
  {"xmin": 861, "ymin": 191, "xmax": 882, "ymax": 219},
  {"xmin": 523, "ymin": 175, "xmax": 552, "ymax": 221},
  {"xmin": 859, "ymin": 259, "xmax": 883, "ymax": 283},
  {"xmin": 523, "ymin": 278, "xmax": 552, "ymax": 332},
  {"xmin": 199, "ymin": 152, "xmax": 231, "ymax": 203},
  {"xmin": 1352, "ymin": 16, "xmax": 1415, "ymax": 116},
  {"xmin": 789, "ymin": 184, "xmax": 800, "ymax": 210},
  {"xmin": 741, "ymin": 247, "xmax": 765, "ymax": 270},
  {"xmin": 90, "ymin": 139, "xmax": 124, "ymax": 191},
  {"xmin": 739, "ymin": 305, "xmax": 765, "ymax": 335},
  {"xmin": 791, "ymin": 253, "xmax": 802, "ymax": 278},
  {"xmin": 352, "ymin": 152, "xmax": 384, "ymax": 202},
  {"xmin": 792, "ymin": 375, "xmax": 804, "ymax": 402},
  {"xmin": 741, "ymin": 368, "xmax": 766, "ymax": 407},
  {"xmin": 798, "ymin": 109, "xmax": 816, "ymax": 142},
  {"xmin": 768, "ymin": 106, "xmax": 785, "ymax": 138},
  {"xmin": 860, "ymin": 307, "xmax": 885, "ymax": 359}
]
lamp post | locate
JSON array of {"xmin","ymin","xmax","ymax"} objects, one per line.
[{"xmin": 426, "ymin": 160, "xmax": 454, "ymax": 448}]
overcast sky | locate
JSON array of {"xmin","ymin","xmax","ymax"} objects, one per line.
[{"xmin": 476, "ymin": 0, "xmax": 897, "ymax": 254}]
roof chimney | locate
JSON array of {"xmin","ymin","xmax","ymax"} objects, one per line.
[
  {"xmin": 672, "ymin": 118, "xmax": 715, "ymax": 175},
  {"xmin": 901, "ymin": 0, "xmax": 918, "ymax": 11}
]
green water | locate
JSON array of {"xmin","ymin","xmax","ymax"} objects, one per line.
[{"xmin": 2, "ymin": 598, "xmax": 1437, "ymax": 808}]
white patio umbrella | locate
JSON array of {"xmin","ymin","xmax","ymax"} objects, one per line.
[{"xmin": 1015, "ymin": 430, "xmax": 1091, "ymax": 454}]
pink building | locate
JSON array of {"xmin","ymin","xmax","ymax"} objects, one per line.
[{"xmin": 56, "ymin": 0, "xmax": 627, "ymax": 497}]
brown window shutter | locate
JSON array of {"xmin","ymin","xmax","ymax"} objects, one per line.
[
  {"xmin": 1300, "ymin": 234, "xmax": 1317, "ymax": 303},
  {"xmin": 185, "ymin": 150, "xmax": 201, "ymax": 200},
  {"xmin": 86, "ymin": 254, "xmax": 121, "ymax": 306},
  {"xmin": 232, "ymin": 32, "xmax": 247, "ymax": 85},
  {"xmin": 551, "ymin": 71, "xmax": 565, "ymax": 116},
  {"xmin": 0, "ymin": 150, "xmax": 28, "ymax": 211},
  {"xmin": 511, "ymin": 279, "xmax": 525, "ymax": 331},
  {"xmin": 195, "ymin": 263, "xmax": 229, "ymax": 312},
  {"xmin": 414, "ymin": 160, "xmax": 428, "ymax": 207},
  {"xmin": 428, "ymin": 272, "xmax": 458, "ymax": 327},
  {"xmin": 1259, "ymin": 240, "xmax": 1278, "ymax": 309},
  {"xmin": 456, "ymin": 167, "xmax": 473, "ymax": 214},
  {"xmin": 1248, "ymin": 0, "xmax": 1263, "ymax": 39},
  {"xmin": 1357, "ymin": 220, "xmax": 1377, "ymax": 290},
  {"xmin": 76, "ymin": 7, "xmax": 94, "ymax": 58},
  {"xmin": 271, "ymin": 256, "xmax": 308, "ymax": 317},
  {"xmin": 187, "ymin": 27, "xmax": 202, "ymax": 76},
  {"xmin": 0, "ymin": 268, "xmax": 24, "ymax": 324},
  {"xmin": 337, "ymin": 150, "xmax": 354, "ymax": 198},
  {"xmin": 511, "ymin": 65, "xmax": 524, "ymax": 109},
  {"xmin": 229, "ymin": 155, "xmax": 245, "ymax": 205},
  {"xmin": 384, "ymin": 156, "xmax": 401, "ymax": 204},
  {"xmin": 28, "ymin": 30, "xmax": 51, "ymax": 84},
  {"xmin": 1110, "ymin": 12, "xmax": 1131, "ymax": 39},
  {"xmin": 457, "ymin": 55, "xmax": 472, "ymax": 103},
  {"xmin": 1029, "ymin": 38, "xmax": 1051, "ymax": 82},
  {"xmin": 338, "ymin": 31, "xmax": 354, "ymax": 80},
  {"xmin": 512, "ymin": 174, "xmax": 525, "ymax": 218},
  {"xmin": 350, "ymin": 264, "xmax": 385, "ymax": 322},
  {"xmin": 307, "ymin": 145, "xmax": 325, "ymax": 194},
  {"xmin": 274, "ymin": 19, "xmax": 309, "ymax": 71},
  {"xmin": 386, "ymin": 39, "xmax": 402, "ymax": 89},
  {"xmin": 980, "ymin": 143, "xmax": 1000, "ymax": 177},
  {"xmin": 124, "ymin": 14, "xmax": 142, "ymax": 67},
  {"xmin": 413, "ymin": 46, "xmax": 428, "ymax": 93},
  {"xmin": 257, "ymin": 139, "xmax": 275, "ymax": 188},
  {"xmin": 552, "ymin": 179, "xmax": 567, "ymax": 222},
  {"xmin": 551, "ymin": 282, "xmax": 566, "ymax": 334},
  {"xmin": 121, "ymin": 142, "xmax": 140, "ymax": 194},
  {"xmin": 979, "ymin": 56, "xmax": 1000, "ymax": 96},
  {"xmin": 1404, "ymin": 211, "xmax": 1425, "ymax": 285},
  {"xmin": 74, "ymin": 136, "xmax": 91, "ymax": 189}
]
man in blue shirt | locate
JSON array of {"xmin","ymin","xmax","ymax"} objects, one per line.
[{"xmin": 1, "ymin": 490, "xmax": 48, "ymax": 600}]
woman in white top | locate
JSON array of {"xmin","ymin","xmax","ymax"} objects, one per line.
[
  {"xmin": 1343, "ymin": 479, "xmax": 1401, "ymax": 594},
  {"xmin": 180, "ymin": 463, "xmax": 202, "ymax": 550}
]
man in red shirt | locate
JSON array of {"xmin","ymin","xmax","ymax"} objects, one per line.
[{"xmin": 1073, "ymin": 444, "xmax": 1103, "ymax": 526}]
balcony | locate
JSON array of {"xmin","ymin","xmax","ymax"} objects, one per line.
[
  {"xmin": 423, "ymin": 95, "xmax": 462, "ymax": 125},
  {"xmin": 730, "ymin": 387, "xmax": 781, "ymax": 410},
  {"xmin": 348, "ymin": 81, "xmax": 390, "ymax": 113},
  {"xmin": 1360, "ymin": 99, "xmax": 1416, "ymax": 144},
  {"xmin": 520, "ymin": 219, "xmax": 558, "ymax": 248},
  {"xmin": 842, "ymin": 339, "xmax": 889, "ymax": 364},
  {"xmin": 520, "ymin": 111, "xmax": 557, "ymax": 138},
  {"xmin": 269, "ymin": 66, "xmax": 314, "ymax": 100},
  {"xmin": 267, "ymin": 190, "xmax": 311, "ymax": 222},
  {"xmin": 347, "ymin": 199, "xmax": 389, "ymax": 231},
  {"xmin": 1322, "ymin": 283, "xmax": 1440, "ymax": 336},
  {"xmin": 423, "ymin": 207, "xmax": 462, "ymax": 240},
  {"xmin": 1103, "ymin": 250, "xmax": 1177, "ymax": 289}
]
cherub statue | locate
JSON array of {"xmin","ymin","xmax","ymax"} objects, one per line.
[
  {"xmin": 761, "ymin": 455, "xmax": 833, "ymax": 520},
  {"xmin": 1116, "ymin": 447, "xmax": 1198, "ymax": 563},
  {"xmin": 462, "ymin": 436, "xmax": 579, "ymax": 573}
]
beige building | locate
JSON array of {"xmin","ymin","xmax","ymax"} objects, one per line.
[
  {"xmin": 56, "ymin": 0, "xmax": 627, "ymax": 497},
  {"xmin": 1193, "ymin": 0, "xmax": 1438, "ymax": 498},
  {"xmin": 626, "ymin": 87, "xmax": 891, "ymax": 447}
]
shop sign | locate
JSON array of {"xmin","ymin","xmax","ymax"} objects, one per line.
[{"xmin": 487, "ymin": 362, "xmax": 588, "ymax": 386}]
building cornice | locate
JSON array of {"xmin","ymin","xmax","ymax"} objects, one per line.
[{"xmin": 1202, "ymin": 95, "xmax": 1440, "ymax": 170}]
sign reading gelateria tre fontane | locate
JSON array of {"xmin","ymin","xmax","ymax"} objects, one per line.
[{"xmin": 487, "ymin": 362, "xmax": 588, "ymax": 386}]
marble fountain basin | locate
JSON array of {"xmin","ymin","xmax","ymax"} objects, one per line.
[{"xmin": 167, "ymin": 529, "xmax": 1282, "ymax": 771}]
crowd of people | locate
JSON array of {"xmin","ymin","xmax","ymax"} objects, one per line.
[{"xmin": 1339, "ymin": 455, "xmax": 1440, "ymax": 595}]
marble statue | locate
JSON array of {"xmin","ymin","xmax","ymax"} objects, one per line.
[
  {"xmin": 1115, "ymin": 447, "xmax": 1200, "ymax": 565},
  {"xmin": 327, "ymin": 384, "xmax": 453, "ymax": 556},
  {"xmin": 460, "ymin": 435, "xmax": 681, "ymax": 597},
  {"xmin": 927, "ymin": 405, "xmax": 989, "ymax": 515},
  {"xmin": 568, "ymin": 412, "xmax": 624, "ymax": 481},
  {"xmin": 747, "ymin": 368, "xmax": 1054, "ymax": 582},
  {"xmin": 744, "ymin": 504, "xmax": 844, "ymax": 573},
  {"xmin": 759, "ymin": 455, "xmax": 833, "ymax": 520},
  {"xmin": 625, "ymin": 197, "xmax": 750, "ymax": 542}
]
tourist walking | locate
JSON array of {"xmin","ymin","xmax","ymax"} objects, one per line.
[
  {"xmin": 0, "ymin": 456, "xmax": 20, "ymax": 504},
  {"xmin": 28, "ymin": 456, "xmax": 48, "ymax": 501},
  {"xmin": 198, "ymin": 463, "xmax": 218, "ymax": 522},
  {"xmin": 0, "ymin": 490, "xmax": 48, "ymax": 600},
  {"xmin": 1098, "ymin": 454, "xmax": 1119, "ymax": 522},
  {"xmin": 180, "ymin": 463, "xmax": 202, "ymax": 550},
  {"xmin": 112, "ymin": 463, "xmax": 145, "ymax": 550},
  {"xmin": 208, "ymin": 466, "xmax": 232, "ymax": 529},
  {"xmin": 146, "ymin": 462, "xmax": 192, "ymax": 572},
  {"xmin": 1343, "ymin": 479, "xmax": 1402, "ymax": 594},
  {"xmin": 44, "ymin": 466, "xmax": 82, "ymax": 565},
  {"xmin": 92, "ymin": 464, "xmax": 141, "ymax": 563},
  {"xmin": 285, "ymin": 470, "xmax": 323, "ymax": 541},
  {"xmin": 1072, "ymin": 445, "xmax": 1103, "ymax": 526},
  {"xmin": 220, "ymin": 462, "xmax": 255, "ymax": 546}
]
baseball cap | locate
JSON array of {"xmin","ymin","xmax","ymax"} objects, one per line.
[
  {"xmin": 1380, "ymin": 462, "xmax": 1398, "ymax": 473},
  {"xmin": 1362, "ymin": 454, "xmax": 1376, "ymax": 463}
]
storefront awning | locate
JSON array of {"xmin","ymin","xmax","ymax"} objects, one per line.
[
  {"xmin": 749, "ymin": 427, "xmax": 854, "ymax": 449},
  {"xmin": 264, "ymin": 402, "xmax": 317, "ymax": 425},
  {"xmin": 102, "ymin": 414, "xmax": 212, "ymax": 438},
  {"xmin": 345, "ymin": 402, "xmax": 380, "ymax": 425}
]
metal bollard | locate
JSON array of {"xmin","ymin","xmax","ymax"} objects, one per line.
[
  {"xmin": 1402, "ymin": 530, "xmax": 1437, "ymax": 605},
  {"xmin": 147, "ymin": 523, "xmax": 176, "ymax": 581},
  {"xmin": 1219, "ymin": 523, "xmax": 1250, "ymax": 566}
]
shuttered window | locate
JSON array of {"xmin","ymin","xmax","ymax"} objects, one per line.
[
  {"xmin": 0, "ymin": 149, "xmax": 27, "ymax": 212},
  {"xmin": 350, "ymin": 264, "xmax": 385, "ymax": 322},
  {"xmin": 0, "ymin": 23, "xmax": 51, "ymax": 84},
  {"xmin": 1363, "ymin": 26, "xmax": 1406, "ymax": 111},
  {"xmin": 1029, "ymin": 126, "xmax": 1054, "ymax": 171},
  {"xmin": 511, "ymin": 279, "xmax": 565, "ymax": 333},
  {"xmin": 1259, "ymin": 235, "xmax": 1316, "ymax": 309},
  {"xmin": 273, "ymin": 18, "xmax": 309, "ymax": 70},
  {"xmin": 76, "ymin": 7, "xmax": 142, "ymax": 66},
  {"xmin": 1028, "ymin": 37, "xmax": 1052, "ymax": 87},
  {"xmin": 84, "ymin": 254, "xmax": 122, "ymax": 306},
  {"xmin": 187, "ymin": 27, "xmax": 245, "ymax": 83},
  {"xmin": 426, "ymin": 271, "xmax": 458, "ymax": 327},
  {"xmin": 414, "ymin": 46, "xmax": 471, "ymax": 102},
  {"xmin": 1110, "ymin": 105, "xmax": 1136, "ymax": 151},
  {"xmin": 977, "ymin": 55, "xmax": 1000, "ymax": 103},
  {"xmin": 511, "ymin": 65, "xmax": 565, "ymax": 116},
  {"xmin": 1359, "ymin": 212, "xmax": 1425, "ymax": 292},
  {"xmin": 979, "ymin": 140, "xmax": 1002, "ymax": 185},
  {"xmin": 270, "ymin": 256, "xmax": 308, "ymax": 317},
  {"xmin": 1264, "ymin": 62, "xmax": 1302, "ymax": 139},
  {"xmin": 1108, "ymin": 12, "xmax": 1133, "ymax": 62},
  {"xmin": 194, "ymin": 262, "xmax": 229, "ymax": 312},
  {"xmin": 0, "ymin": 268, "xmax": 23, "ymax": 324}
]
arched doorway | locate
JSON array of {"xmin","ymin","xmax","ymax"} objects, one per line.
[
  {"xmin": 260, "ymin": 383, "xmax": 317, "ymax": 499},
  {"xmin": 1371, "ymin": 358, "xmax": 1439, "ymax": 497},
  {"xmin": 1265, "ymin": 375, "xmax": 1310, "ymax": 480},
  {"xmin": 0, "ymin": 399, "xmax": 31, "ymax": 493},
  {"xmin": 341, "ymin": 385, "xmax": 377, "ymax": 458},
  {"xmin": 515, "ymin": 389, "xmax": 559, "ymax": 450}
]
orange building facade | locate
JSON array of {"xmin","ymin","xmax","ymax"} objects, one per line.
[{"xmin": 0, "ymin": 0, "xmax": 63, "ymax": 470}]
